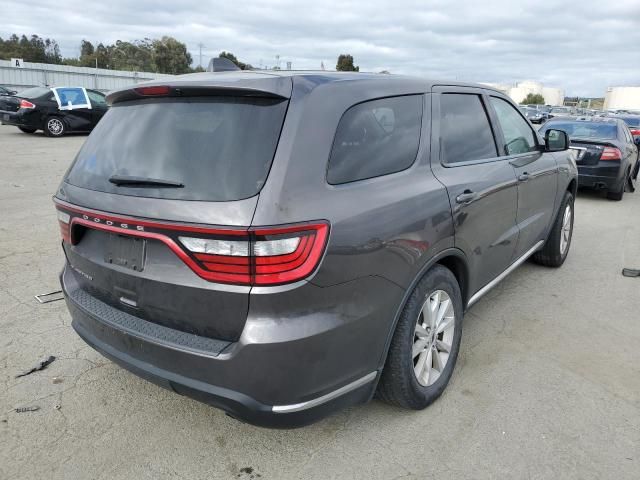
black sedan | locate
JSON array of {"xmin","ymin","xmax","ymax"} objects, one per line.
[
  {"xmin": 614, "ymin": 114, "xmax": 640, "ymax": 139},
  {"xmin": 0, "ymin": 86, "xmax": 108, "ymax": 137},
  {"xmin": 540, "ymin": 117, "xmax": 639, "ymax": 200}
]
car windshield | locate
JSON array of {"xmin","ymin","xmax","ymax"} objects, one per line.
[
  {"xmin": 542, "ymin": 121, "xmax": 618, "ymax": 140},
  {"xmin": 65, "ymin": 96, "xmax": 288, "ymax": 202},
  {"xmin": 17, "ymin": 87, "xmax": 50, "ymax": 99}
]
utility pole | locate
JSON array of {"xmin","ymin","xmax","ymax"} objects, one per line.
[{"xmin": 197, "ymin": 43, "xmax": 205, "ymax": 68}]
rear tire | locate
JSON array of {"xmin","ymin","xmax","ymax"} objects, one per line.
[
  {"xmin": 532, "ymin": 190, "xmax": 574, "ymax": 267},
  {"xmin": 606, "ymin": 173, "xmax": 626, "ymax": 201},
  {"xmin": 44, "ymin": 117, "xmax": 65, "ymax": 137},
  {"xmin": 18, "ymin": 127, "xmax": 37, "ymax": 134},
  {"xmin": 377, "ymin": 265, "xmax": 463, "ymax": 409}
]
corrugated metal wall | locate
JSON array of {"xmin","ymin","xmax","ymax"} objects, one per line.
[{"xmin": 0, "ymin": 60, "xmax": 174, "ymax": 93}]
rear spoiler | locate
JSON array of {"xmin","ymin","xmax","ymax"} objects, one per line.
[
  {"xmin": 107, "ymin": 75, "xmax": 292, "ymax": 105},
  {"xmin": 569, "ymin": 138, "xmax": 618, "ymax": 148}
]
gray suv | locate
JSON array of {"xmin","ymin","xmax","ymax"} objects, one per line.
[{"xmin": 54, "ymin": 72, "xmax": 577, "ymax": 427}]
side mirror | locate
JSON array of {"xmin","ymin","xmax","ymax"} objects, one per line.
[{"xmin": 545, "ymin": 129, "xmax": 569, "ymax": 152}]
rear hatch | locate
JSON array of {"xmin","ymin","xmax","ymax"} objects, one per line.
[{"xmin": 56, "ymin": 77, "xmax": 291, "ymax": 341}]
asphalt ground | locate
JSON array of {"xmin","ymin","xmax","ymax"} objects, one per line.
[{"xmin": 1, "ymin": 124, "xmax": 639, "ymax": 479}]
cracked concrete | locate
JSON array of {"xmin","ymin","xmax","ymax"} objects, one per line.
[{"xmin": 1, "ymin": 124, "xmax": 639, "ymax": 479}]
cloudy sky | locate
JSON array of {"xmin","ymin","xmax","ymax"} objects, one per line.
[{"xmin": 3, "ymin": 0, "xmax": 639, "ymax": 96}]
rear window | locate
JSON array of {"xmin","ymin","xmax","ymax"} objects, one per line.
[
  {"xmin": 619, "ymin": 117, "xmax": 640, "ymax": 127},
  {"xmin": 541, "ymin": 122, "xmax": 618, "ymax": 140},
  {"xmin": 17, "ymin": 87, "xmax": 50, "ymax": 99},
  {"xmin": 65, "ymin": 97, "xmax": 288, "ymax": 201}
]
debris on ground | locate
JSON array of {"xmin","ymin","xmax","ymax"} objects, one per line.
[
  {"xmin": 15, "ymin": 406, "xmax": 40, "ymax": 413},
  {"xmin": 622, "ymin": 268, "xmax": 640, "ymax": 277},
  {"xmin": 52, "ymin": 377, "xmax": 63, "ymax": 384},
  {"xmin": 54, "ymin": 404, "xmax": 61, "ymax": 410},
  {"xmin": 15, "ymin": 356, "xmax": 56, "ymax": 378},
  {"xmin": 34, "ymin": 290, "xmax": 64, "ymax": 304}
]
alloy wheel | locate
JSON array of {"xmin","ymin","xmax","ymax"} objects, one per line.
[
  {"xmin": 47, "ymin": 118, "xmax": 64, "ymax": 135},
  {"xmin": 413, "ymin": 290, "xmax": 455, "ymax": 387},
  {"xmin": 560, "ymin": 204, "xmax": 572, "ymax": 255}
]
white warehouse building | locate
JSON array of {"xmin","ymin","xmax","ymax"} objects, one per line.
[
  {"xmin": 481, "ymin": 80, "xmax": 564, "ymax": 106},
  {"xmin": 604, "ymin": 87, "xmax": 640, "ymax": 111}
]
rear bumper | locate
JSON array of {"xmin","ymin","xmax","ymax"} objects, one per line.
[
  {"xmin": 61, "ymin": 264, "xmax": 400, "ymax": 427},
  {"xmin": 577, "ymin": 164, "xmax": 624, "ymax": 191},
  {"xmin": 0, "ymin": 109, "xmax": 39, "ymax": 129}
]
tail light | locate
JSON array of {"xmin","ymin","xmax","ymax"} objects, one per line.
[
  {"xmin": 134, "ymin": 86, "xmax": 170, "ymax": 96},
  {"xmin": 57, "ymin": 210, "xmax": 71, "ymax": 243},
  {"xmin": 601, "ymin": 147, "xmax": 622, "ymax": 161},
  {"xmin": 180, "ymin": 223, "xmax": 329, "ymax": 285},
  {"xmin": 54, "ymin": 200, "xmax": 329, "ymax": 286},
  {"xmin": 629, "ymin": 128, "xmax": 640, "ymax": 136},
  {"xmin": 19, "ymin": 99, "xmax": 35, "ymax": 109}
]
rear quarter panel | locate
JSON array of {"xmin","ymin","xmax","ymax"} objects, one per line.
[{"xmin": 252, "ymin": 79, "xmax": 455, "ymax": 290}]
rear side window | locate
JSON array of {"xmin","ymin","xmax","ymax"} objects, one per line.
[
  {"xmin": 65, "ymin": 97, "xmax": 288, "ymax": 201},
  {"xmin": 489, "ymin": 97, "xmax": 537, "ymax": 155},
  {"xmin": 440, "ymin": 94, "xmax": 497, "ymax": 164},
  {"xmin": 327, "ymin": 95, "xmax": 422, "ymax": 185},
  {"xmin": 87, "ymin": 90, "xmax": 106, "ymax": 106}
]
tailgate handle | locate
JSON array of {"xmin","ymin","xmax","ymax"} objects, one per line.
[{"xmin": 455, "ymin": 190, "xmax": 477, "ymax": 204}]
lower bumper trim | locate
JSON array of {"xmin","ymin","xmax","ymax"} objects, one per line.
[{"xmin": 272, "ymin": 371, "xmax": 377, "ymax": 413}]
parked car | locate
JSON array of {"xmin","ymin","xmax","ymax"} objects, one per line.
[
  {"xmin": 525, "ymin": 107, "xmax": 549, "ymax": 123},
  {"xmin": 613, "ymin": 114, "xmax": 640, "ymax": 139},
  {"xmin": 548, "ymin": 106, "xmax": 573, "ymax": 119},
  {"xmin": 0, "ymin": 85, "xmax": 17, "ymax": 96},
  {"xmin": 54, "ymin": 72, "xmax": 577, "ymax": 427},
  {"xmin": 540, "ymin": 117, "xmax": 639, "ymax": 200},
  {"xmin": 0, "ymin": 86, "xmax": 108, "ymax": 136}
]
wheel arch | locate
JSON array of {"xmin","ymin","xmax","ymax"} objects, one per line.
[
  {"xmin": 567, "ymin": 178, "xmax": 577, "ymax": 198},
  {"xmin": 374, "ymin": 247, "xmax": 469, "ymax": 375}
]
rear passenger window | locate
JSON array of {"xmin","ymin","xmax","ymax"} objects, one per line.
[
  {"xmin": 490, "ymin": 97, "xmax": 537, "ymax": 155},
  {"xmin": 440, "ymin": 94, "xmax": 497, "ymax": 164},
  {"xmin": 327, "ymin": 96, "xmax": 422, "ymax": 184}
]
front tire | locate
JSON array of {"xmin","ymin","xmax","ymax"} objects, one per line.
[
  {"xmin": 532, "ymin": 190, "xmax": 574, "ymax": 267},
  {"xmin": 44, "ymin": 117, "xmax": 65, "ymax": 137},
  {"xmin": 377, "ymin": 265, "xmax": 463, "ymax": 409},
  {"xmin": 18, "ymin": 126, "xmax": 37, "ymax": 134}
]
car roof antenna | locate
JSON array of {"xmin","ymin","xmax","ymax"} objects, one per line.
[{"xmin": 207, "ymin": 58, "xmax": 241, "ymax": 72}]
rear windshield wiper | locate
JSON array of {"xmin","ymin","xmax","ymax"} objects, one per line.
[{"xmin": 108, "ymin": 175, "xmax": 184, "ymax": 188}]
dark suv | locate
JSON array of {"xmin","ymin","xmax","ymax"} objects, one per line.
[{"xmin": 55, "ymin": 72, "xmax": 577, "ymax": 427}]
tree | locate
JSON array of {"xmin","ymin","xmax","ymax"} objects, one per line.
[
  {"xmin": 336, "ymin": 54, "xmax": 359, "ymax": 72},
  {"xmin": 218, "ymin": 51, "xmax": 252, "ymax": 70},
  {"xmin": 80, "ymin": 40, "xmax": 94, "ymax": 58},
  {"xmin": 0, "ymin": 34, "xmax": 61, "ymax": 64},
  {"xmin": 152, "ymin": 37, "xmax": 193, "ymax": 74},
  {"xmin": 521, "ymin": 93, "xmax": 545, "ymax": 105}
]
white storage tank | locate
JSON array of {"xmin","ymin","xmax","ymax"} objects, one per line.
[{"xmin": 604, "ymin": 87, "xmax": 640, "ymax": 111}]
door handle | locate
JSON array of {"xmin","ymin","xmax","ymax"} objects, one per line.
[
  {"xmin": 455, "ymin": 190, "xmax": 477, "ymax": 204},
  {"xmin": 518, "ymin": 173, "xmax": 530, "ymax": 182}
]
